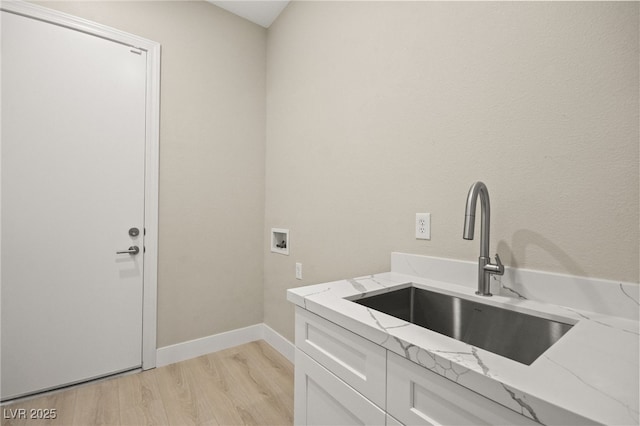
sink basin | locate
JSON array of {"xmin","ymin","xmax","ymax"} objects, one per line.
[{"xmin": 352, "ymin": 286, "xmax": 573, "ymax": 365}]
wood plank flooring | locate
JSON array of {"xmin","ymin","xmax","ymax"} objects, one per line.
[{"xmin": 1, "ymin": 341, "xmax": 294, "ymax": 426}]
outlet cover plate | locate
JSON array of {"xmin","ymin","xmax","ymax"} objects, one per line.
[
  {"xmin": 295, "ymin": 262, "xmax": 302, "ymax": 280},
  {"xmin": 416, "ymin": 213, "xmax": 430, "ymax": 240}
]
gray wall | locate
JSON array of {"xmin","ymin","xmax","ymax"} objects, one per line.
[
  {"xmin": 265, "ymin": 1, "xmax": 640, "ymax": 341},
  {"xmin": 37, "ymin": 1, "xmax": 267, "ymax": 348}
]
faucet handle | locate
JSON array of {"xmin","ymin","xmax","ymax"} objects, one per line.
[
  {"xmin": 494, "ymin": 253, "xmax": 504, "ymax": 275},
  {"xmin": 483, "ymin": 253, "xmax": 505, "ymax": 275}
]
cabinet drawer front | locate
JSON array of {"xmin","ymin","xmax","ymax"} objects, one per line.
[
  {"xmin": 295, "ymin": 349, "xmax": 386, "ymax": 426},
  {"xmin": 295, "ymin": 307, "xmax": 386, "ymax": 408},
  {"xmin": 387, "ymin": 352, "xmax": 537, "ymax": 426}
]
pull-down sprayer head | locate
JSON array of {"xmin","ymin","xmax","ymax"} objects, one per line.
[{"xmin": 463, "ymin": 210, "xmax": 476, "ymax": 240}]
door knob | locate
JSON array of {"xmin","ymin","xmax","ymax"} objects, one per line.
[{"xmin": 116, "ymin": 246, "xmax": 140, "ymax": 255}]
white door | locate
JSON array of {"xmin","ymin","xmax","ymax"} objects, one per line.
[{"xmin": 1, "ymin": 10, "xmax": 147, "ymax": 400}]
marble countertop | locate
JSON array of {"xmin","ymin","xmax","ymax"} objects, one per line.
[{"xmin": 287, "ymin": 268, "xmax": 639, "ymax": 425}]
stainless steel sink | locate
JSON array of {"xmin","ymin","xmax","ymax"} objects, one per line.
[{"xmin": 353, "ymin": 286, "xmax": 573, "ymax": 365}]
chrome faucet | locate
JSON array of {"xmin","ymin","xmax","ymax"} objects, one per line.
[{"xmin": 463, "ymin": 181, "xmax": 504, "ymax": 296}]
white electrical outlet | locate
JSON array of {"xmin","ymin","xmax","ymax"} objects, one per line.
[
  {"xmin": 295, "ymin": 262, "xmax": 302, "ymax": 280},
  {"xmin": 416, "ymin": 213, "xmax": 431, "ymax": 240}
]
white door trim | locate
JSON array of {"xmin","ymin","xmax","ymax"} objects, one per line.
[{"xmin": 1, "ymin": 0, "xmax": 160, "ymax": 370}]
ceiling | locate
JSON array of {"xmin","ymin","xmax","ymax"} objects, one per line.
[{"xmin": 208, "ymin": 1, "xmax": 290, "ymax": 28}]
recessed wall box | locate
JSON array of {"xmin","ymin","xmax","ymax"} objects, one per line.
[{"xmin": 271, "ymin": 228, "xmax": 289, "ymax": 255}]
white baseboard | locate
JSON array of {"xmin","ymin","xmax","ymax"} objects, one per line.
[
  {"xmin": 263, "ymin": 323, "xmax": 295, "ymax": 364},
  {"xmin": 156, "ymin": 324, "xmax": 263, "ymax": 367},
  {"xmin": 156, "ymin": 323, "xmax": 295, "ymax": 367}
]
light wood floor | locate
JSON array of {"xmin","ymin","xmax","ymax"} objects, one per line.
[{"xmin": 1, "ymin": 341, "xmax": 294, "ymax": 426}]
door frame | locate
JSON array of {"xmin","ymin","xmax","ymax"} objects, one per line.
[{"xmin": 0, "ymin": 0, "xmax": 160, "ymax": 370}]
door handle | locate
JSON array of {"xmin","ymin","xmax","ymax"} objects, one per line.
[{"xmin": 116, "ymin": 246, "xmax": 140, "ymax": 255}]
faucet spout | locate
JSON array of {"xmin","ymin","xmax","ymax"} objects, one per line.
[
  {"xmin": 463, "ymin": 181, "xmax": 503, "ymax": 296},
  {"xmin": 463, "ymin": 181, "xmax": 491, "ymax": 258}
]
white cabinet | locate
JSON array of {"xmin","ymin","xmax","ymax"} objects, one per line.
[
  {"xmin": 295, "ymin": 307, "xmax": 387, "ymax": 407},
  {"xmin": 294, "ymin": 307, "xmax": 387, "ymax": 425},
  {"xmin": 295, "ymin": 349, "xmax": 386, "ymax": 425},
  {"xmin": 293, "ymin": 307, "xmax": 537, "ymax": 426},
  {"xmin": 387, "ymin": 351, "xmax": 537, "ymax": 426}
]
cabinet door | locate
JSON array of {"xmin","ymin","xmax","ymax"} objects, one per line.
[
  {"xmin": 295, "ymin": 307, "xmax": 387, "ymax": 407},
  {"xmin": 295, "ymin": 349, "xmax": 386, "ymax": 426},
  {"xmin": 387, "ymin": 352, "xmax": 537, "ymax": 426}
]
